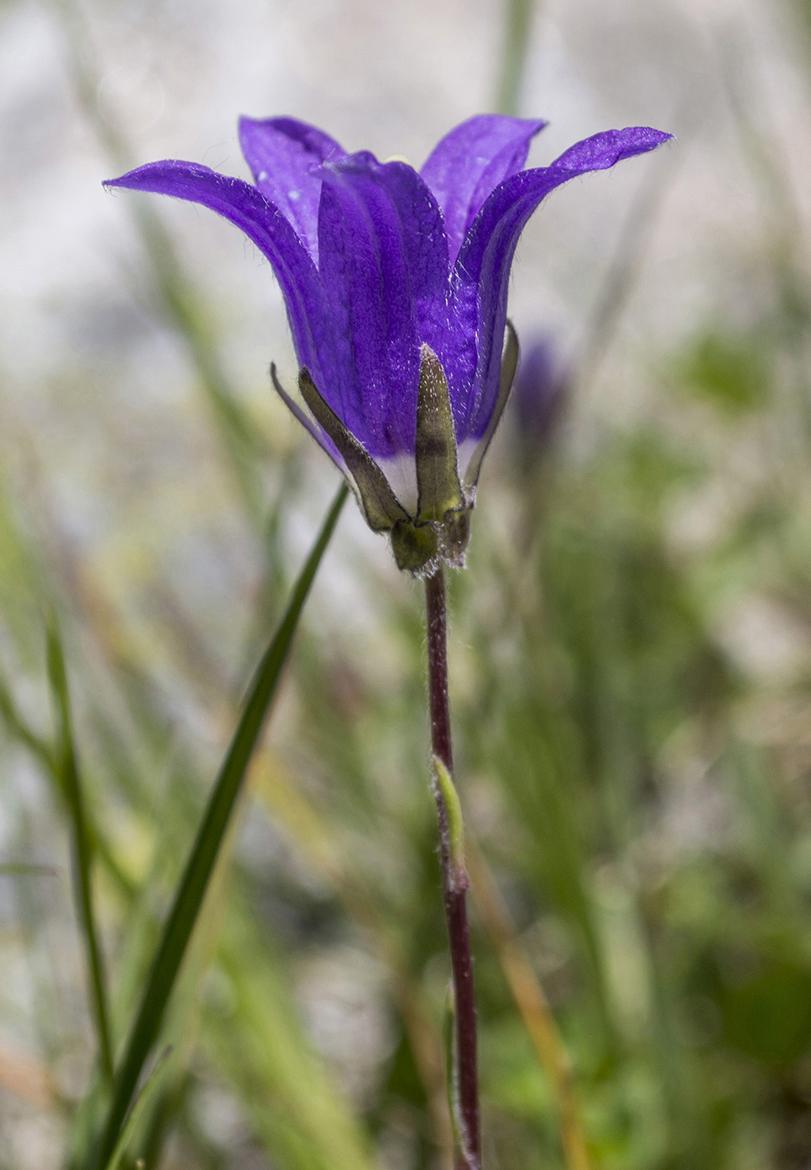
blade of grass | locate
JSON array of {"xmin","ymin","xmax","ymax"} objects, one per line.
[
  {"xmin": 129, "ymin": 743, "xmax": 253, "ymax": 1169},
  {"xmin": 0, "ymin": 659, "xmax": 135, "ymax": 904},
  {"xmin": 467, "ymin": 839, "xmax": 592, "ymax": 1170},
  {"xmin": 0, "ymin": 667, "xmax": 57, "ymax": 772},
  {"xmin": 0, "ymin": 452, "xmax": 44, "ymax": 660},
  {"xmin": 47, "ymin": 614, "xmax": 115, "ymax": 1086},
  {"xmin": 103, "ymin": 1047, "xmax": 172, "ymax": 1170},
  {"xmin": 87, "ymin": 481, "xmax": 348, "ymax": 1170},
  {"xmin": 495, "ymin": 0, "xmax": 537, "ymax": 115}
]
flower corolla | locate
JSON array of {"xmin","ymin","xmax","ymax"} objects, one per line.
[{"xmin": 106, "ymin": 115, "xmax": 671, "ymax": 570}]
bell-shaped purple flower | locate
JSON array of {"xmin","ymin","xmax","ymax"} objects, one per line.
[{"xmin": 105, "ymin": 115, "xmax": 671, "ymax": 571}]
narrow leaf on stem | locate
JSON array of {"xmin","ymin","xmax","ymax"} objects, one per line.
[{"xmin": 86, "ymin": 482, "xmax": 348, "ymax": 1170}]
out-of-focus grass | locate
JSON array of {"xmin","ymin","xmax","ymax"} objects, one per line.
[
  {"xmin": 86, "ymin": 482, "xmax": 348, "ymax": 1170},
  {"xmin": 5, "ymin": 1, "xmax": 811, "ymax": 1169},
  {"xmin": 46, "ymin": 614, "xmax": 114, "ymax": 1087}
]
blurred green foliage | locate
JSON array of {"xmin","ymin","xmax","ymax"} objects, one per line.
[
  {"xmin": 7, "ymin": 275, "xmax": 811, "ymax": 1167},
  {"xmin": 679, "ymin": 333, "xmax": 769, "ymax": 413},
  {"xmin": 5, "ymin": 1, "xmax": 811, "ymax": 1169}
]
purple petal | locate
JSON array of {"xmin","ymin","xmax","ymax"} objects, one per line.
[
  {"xmin": 420, "ymin": 114, "xmax": 547, "ymax": 264},
  {"xmin": 316, "ymin": 151, "xmax": 450, "ymax": 457},
  {"xmin": 238, "ymin": 116, "xmax": 344, "ymax": 261},
  {"xmin": 454, "ymin": 126, "xmax": 673, "ymax": 441},
  {"xmin": 104, "ymin": 160, "xmax": 335, "ymax": 391}
]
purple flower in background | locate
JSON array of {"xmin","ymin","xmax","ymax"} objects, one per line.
[
  {"xmin": 512, "ymin": 333, "xmax": 570, "ymax": 463},
  {"xmin": 105, "ymin": 115, "xmax": 671, "ymax": 571}
]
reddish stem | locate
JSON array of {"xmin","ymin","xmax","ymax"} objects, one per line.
[{"xmin": 425, "ymin": 567, "xmax": 480, "ymax": 1170}]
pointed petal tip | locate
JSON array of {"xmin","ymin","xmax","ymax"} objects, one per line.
[
  {"xmin": 101, "ymin": 160, "xmax": 204, "ymax": 192},
  {"xmin": 615, "ymin": 125, "xmax": 674, "ymax": 150},
  {"xmin": 626, "ymin": 126, "xmax": 675, "ymax": 149},
  {"xmin": 550, "ymin": 125, "xmax": 674, "ymax": 175},
  {"xmin": 102, "ymin": 172, "xmax": 132, "ymax": 189},
  {"xmin": 516, "ymin": 115, "xmax": 548, "ymax": 136},
  {"xmin": 236, "ymin": 114, "xmax": 258, "ymax": 141},
  {"xmin": 103, "ymin": 165, "xmax": 165, "ymax": 191},
  {"xmin": 614, "ymin": 125, "xmax": 675, "ymax": 160}
]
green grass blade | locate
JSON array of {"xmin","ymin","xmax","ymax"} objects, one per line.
[
  {"xmin": 0, "ymin": 659, "xmax": 133, "ymax": 899},
  {"xmin": 47, "ymin": 614, "xmax": 115, "ymax": 1086},
  {"xmin": 102, "ymin": 1046, "xmax": 172, "ymax": 1170},
  {"xmin": 87, "ymin": 481, "xmax": 348, "ymax": 1170},
  {"xmin": 495, "ymin": 0, "xmax": 536, "ymax": 114},
  {"xmin": 0, "ymin": 666, "xmax": 57, "ymax": 773}
]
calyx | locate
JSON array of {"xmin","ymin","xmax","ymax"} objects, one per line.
[{"xmin": 296, "ymin": 323, "xmax": 519, "ymax": 575}]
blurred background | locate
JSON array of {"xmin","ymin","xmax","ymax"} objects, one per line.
[{"xmin": 3, "ymin": 0, "xmax": 811, "ymax": 1166}]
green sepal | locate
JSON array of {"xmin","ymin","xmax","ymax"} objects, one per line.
[
  {"xmin": 299, "ymin": 368, "xmax": 409, "ymax": 533},
  {"xmin": 462, "ymin": 319, "xmax": 520, "ymax": 492},
  {"xmin": 390, "ymin": 519, "xmax": 439, "ymax": 574},
  {"xmin": 416, "ymin": 346, "xmax": 464, "ymax": 522}
]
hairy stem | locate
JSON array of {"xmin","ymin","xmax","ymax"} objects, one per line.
[{"xmin": 425, "ymin": 567, "xmax": 480, "ymax": 1170}]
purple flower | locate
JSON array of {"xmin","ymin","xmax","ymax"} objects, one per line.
[
  {"xmin": 105, "ymin": 115, "xmax": 671, "ymax": 571},
  {"xmin": 511, "ymin": 333, "xmax": 569, "ymax": 463}
]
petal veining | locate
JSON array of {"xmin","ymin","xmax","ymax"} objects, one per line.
[
  {"xmin": 453, "ymin": 126, "xmax": 673, "ymax": 442},
  {"xmin": 420, "ymin": 114, "xmax": 546, "ymax": 264},
  {"xmin": 104, "ymin": 160, "xmax": 335, "ymax": 391},
  {"xmin": 316, "ymin": 151, "xmax": 451, "ymax": 457},
  {"xmin": 238, "ymin": 116, "xmax": 344, "ymax": 261}
]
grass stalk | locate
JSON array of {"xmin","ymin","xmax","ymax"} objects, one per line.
[
  {"xmin": 467, "ymin": 841, "xmax": 592, "ymax": 1170},
  {"xmin": 86, "ymin": 481, "xmax": 348, "ymax": 1170},
  {"xmin": 495, "ymin": 0, "xmax": 537, "ymax": 115},
  {"xmin": 46, "ymin": 616, "xmax": 115, "ymax": 1085}
]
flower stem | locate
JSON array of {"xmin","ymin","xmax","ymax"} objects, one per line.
[{"xmin": 424, "ymin": 567, "xmax": 480, "ymax": 1170}]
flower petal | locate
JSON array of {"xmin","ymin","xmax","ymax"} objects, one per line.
[
  {"xmin": 420, "ymin": 114, "xmax": 547, "ymax": 264},
  {"xmin": 238, "ymin": 116, "xmax": 344, "ymax": 261},
  {"xmin": 299, "ymin": 368, "xmax": 410, "ymax": 531},
  {"xmin": 316, "ymin": 151, "xmax": 450, "ymax": 458},
  {"xmin": 104, "ymin": 160, "xmax": 334, "ymax": 388},
  {"xmin": 453, "ymin": 126, "xmax": 673, "ymax": 442}
]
